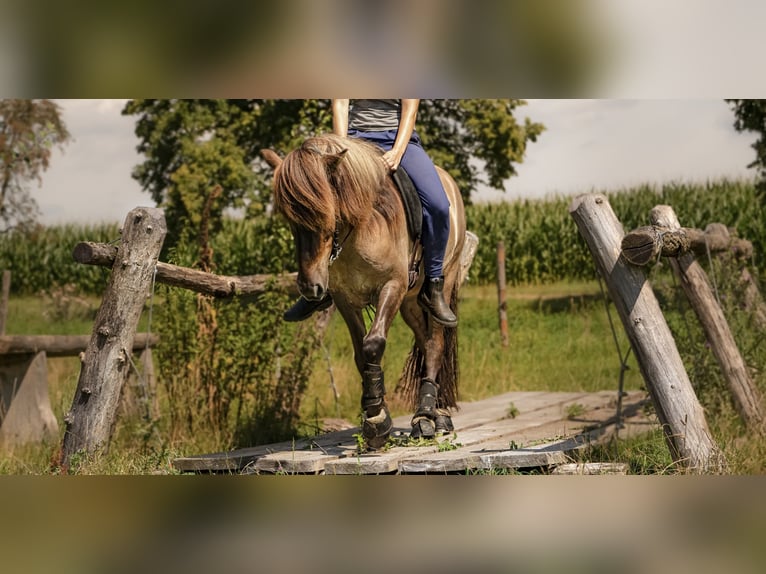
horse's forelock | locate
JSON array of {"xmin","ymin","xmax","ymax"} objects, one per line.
[
  {"xmin": 273, "ymin": 147, "xmax": 336, "ymax": 233},
  {"xmin": 274, "ymin": 134, "xmax": 394, "ymax": 231}
]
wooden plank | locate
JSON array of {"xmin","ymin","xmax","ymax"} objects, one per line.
[
  {"xmin": 397, "ymin": 392, "xmax": 642, "ymax": 473},
  {"xmin": 551, "ymin": 463, "xmax": 629, "ymax": 475},
  {"xmin": 173, "ymin": 391, "xmax": 549, "ymax": 473},
  {"xmin": 172, "ymin": 390, "xmax": 652, "ymax": 474},
  {"xmin": 256, "ymin": 392, "xmax": 593, "ymax": 475}
]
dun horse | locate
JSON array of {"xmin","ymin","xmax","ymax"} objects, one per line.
[{"xmin": 263, "ymin": 134, "xmax": 466, "ymax": 449}]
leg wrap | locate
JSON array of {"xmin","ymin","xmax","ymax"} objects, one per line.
[
  {"xmin": 410, "ymin": 378, "xmax": 440, "ymax": 439},
  {"xmin": 360, "ymin": 363, "xmax": 392, "ymax": 449},
  {"xmin": 414, "ymin": 378, "xmax": 439, "ymax": 418},
  {"xmin": 361, "ymin": 363, "xmax": 386, "ymax": 416}
]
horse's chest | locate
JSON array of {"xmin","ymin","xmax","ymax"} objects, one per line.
[{"xmin": 329, "ymin": 252, "xmax": 405, "ymax": 307}]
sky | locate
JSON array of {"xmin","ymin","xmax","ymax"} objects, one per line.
[{"xmin": 33, "ymin": 98, "xmax": 758, "ymax": 225}]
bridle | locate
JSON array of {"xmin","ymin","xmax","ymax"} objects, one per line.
[{"xmin": 329, "ymin": 225, "xmax": 353, "ymax": 265}]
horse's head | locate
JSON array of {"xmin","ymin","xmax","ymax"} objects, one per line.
[{"xmin": 262, "ymin": 142, "xmax": 349, "ymax": 301}]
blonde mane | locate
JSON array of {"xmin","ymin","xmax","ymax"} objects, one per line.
[{"xmin": 273, "ymin": 134, "xmax": 400, "ymax": 232}]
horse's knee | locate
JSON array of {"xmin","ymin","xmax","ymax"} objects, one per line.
[{"xmin": 362, "ymin": 334, "xmax": 386, "ymax": 365}]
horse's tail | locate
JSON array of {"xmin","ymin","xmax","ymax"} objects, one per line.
[{"xmin": 397, "ymin": 281, "xmax": 459, "ymax": 411}]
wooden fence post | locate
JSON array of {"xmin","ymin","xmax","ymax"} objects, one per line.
[
  {"xmin": 569, "ymin": 194, "xmax": 724, "ymax": 472},
  {"xmin": 650, "ymin": 205, "xmax": 764, "ymax": 433},
  {"xmin": 497, "ymin": 241, "xmax": 509, "ymax": 347},
  {"xmin": 0, "ymin": 270, "xmax": 10, "ymax": 335},
  {"xmin": 60, "ymin": 207, "xmax": 167, "ymax": 468}
]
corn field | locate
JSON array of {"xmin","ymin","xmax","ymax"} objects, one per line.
[{"xmin": 1, "ymin": 178, "xmax": 763, "ymax": 294}]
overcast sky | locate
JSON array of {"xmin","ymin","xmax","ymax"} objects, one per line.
[{"xmin": 33, "ymin": 98, "xmax": 758, "ymax": 225}]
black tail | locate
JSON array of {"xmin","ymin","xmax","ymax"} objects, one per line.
[{"xmin": 397, "ymin": 281, "xmax": 459, "ymax": 410}]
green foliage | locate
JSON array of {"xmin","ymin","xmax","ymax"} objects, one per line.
[
  {"xmin": 0, "ymin": 222, "xmax": 118, "ymax": 295},
  {"xmin": 0, "ymin": 99, "xmax": 72, "ymax": 233},
  {"xmin": 122, "ymin": 99, "xmax": 543, "ymax": 249},
  {"xmin": 154, "ymin": 231, "xmax": 322, "ymax": 451},
  {"xmin": 727, "ymin": 99, "xmax": 766, "ymax": 197}
]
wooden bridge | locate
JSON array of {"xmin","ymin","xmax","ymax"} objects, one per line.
[{"xmin": 173, "ymin": 389, "xmax": 655, "ymax": 475}]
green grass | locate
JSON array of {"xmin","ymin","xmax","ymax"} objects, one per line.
[{"xmin": 2, "ymin": 278, "xmax": 764, "ymax": 475}]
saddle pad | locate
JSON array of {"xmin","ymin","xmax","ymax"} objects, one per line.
[{"xmin": 391, "ymin": 168, "xmax": 423, "ymax": 242}]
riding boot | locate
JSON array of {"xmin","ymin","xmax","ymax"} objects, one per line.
[
  {"xmin": 282, "ymin": 294, "xmax": 333, "ymax": 322},
  {"xmin": 417, "ymin": 276, "xmax": 457, "ymax": 327}
]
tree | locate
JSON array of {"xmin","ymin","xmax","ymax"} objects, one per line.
[
  {"xmin": 123, "ymin": 99, "xmax": 544, "ymax": 248},
  {"xmin": 727, "ymin": 99, "xmax": 766, "ymax": 198},
  {"xmin": 0, "ymin": 99, "xmax": 71, "ymax": 233}
]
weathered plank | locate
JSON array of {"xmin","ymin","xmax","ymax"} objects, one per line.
[
  {"xmin": 396, "ymin": 391, "xmax": 645, "ymax": 473},
  {"xmin": 551, "ymin": 463, "xmax": 629, "ymax": 475},
  {"xmin": 254, "ymin": 392, "xmax": 589, "ymax": 475},
  {"xmin": 173, "ymin": 390, "xmax": 652, "ymax": 474}
]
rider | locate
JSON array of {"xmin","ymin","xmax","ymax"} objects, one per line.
[{"xmin": 283, "ymin": 99, "xmax": 457, "ymax": 327}]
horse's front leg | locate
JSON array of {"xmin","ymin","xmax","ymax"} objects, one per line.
[{"xmin": 345, "ymin": 282, "xmax": 406, "ymax": 449}]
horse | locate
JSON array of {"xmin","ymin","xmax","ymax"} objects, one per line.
[{"xmin": 263, "ymin": 133, "xmax": 466, "ymax": 449}]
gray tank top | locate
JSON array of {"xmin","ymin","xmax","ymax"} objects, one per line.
[{"xmin": 348, "ymin": 99, "xmax": 401, "ymax": 131}]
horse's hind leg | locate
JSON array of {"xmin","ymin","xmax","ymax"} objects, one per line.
[{"xmin": 399, "ymin": 297, "xmax": 455, "ymax": 439}]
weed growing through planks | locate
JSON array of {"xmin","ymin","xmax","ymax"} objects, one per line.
[
  {"xmin": 565, "ymin": 403, "xmax": 586, "ymax": 419},
  {"xmin": 437, "ymin": 433, "xmax": 462, "ymax": 452},
  {"xmin": 506, "ymin": 403, "xmax": 520, "ymax": 419}
]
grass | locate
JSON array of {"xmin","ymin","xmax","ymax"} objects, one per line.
[{"xmin": 2, "ymin": 278, "xmax": 764, "ymax": 474}]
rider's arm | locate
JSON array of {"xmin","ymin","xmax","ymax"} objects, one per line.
[
  {"xmin": 383, "ymin": 99, "xmax": 419, "ymax": 172},
  {"xmin": 332, "ymin": 99, "xmax": 350, "ymax": 136}
]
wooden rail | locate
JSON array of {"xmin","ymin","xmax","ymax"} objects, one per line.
[
  {"xmin": 73, "ymin": 241, "xmax": 299, "ymax": 298},
  {"xmin": 0, "ymin": 333, "xmax": 158, "ymax": 357}
]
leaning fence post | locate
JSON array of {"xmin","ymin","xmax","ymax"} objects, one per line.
[
  {"xmin": 569, "ymin": 193, "xmax": 724, "ymax": 473},
  {"xmin": 650, "ymin": 205, "xmax": 764, "ymax": 433},
  {"xmin": 60, "ymin": 207, "xmax": 167, "ymax": 469}
]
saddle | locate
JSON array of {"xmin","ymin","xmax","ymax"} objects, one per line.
[{"xmin": 391, "ymin": 168, "xmax": 423, "ymax": 289}]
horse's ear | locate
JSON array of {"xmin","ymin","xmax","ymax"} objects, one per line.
[
  {"xmin": 261, "ymin": 149, "xmax": 282, "ymax": 169},
  {"xmin": 325, "ymin": 148, "xmax": 348, "ymax": 171}
]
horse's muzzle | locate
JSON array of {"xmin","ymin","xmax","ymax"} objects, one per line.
[{"xmin": 298, "ymin": 280, "xmax": 328, "ymax": 301}]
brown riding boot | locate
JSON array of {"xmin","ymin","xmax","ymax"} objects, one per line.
[
  {"xmin": 417, "ymin": 276, "xmax": 457, "ymax": 327},
  {"xmin": 283, "ymin": 294, "xmax": 333, "ymax": 322}
]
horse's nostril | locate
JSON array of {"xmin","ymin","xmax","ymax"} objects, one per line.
[{"xmin": 300, "ymin": 283, "xmax": 325, "ymax": 301}]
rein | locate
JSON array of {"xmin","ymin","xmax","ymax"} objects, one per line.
[{"xmin": 329, "ymin": 225, "xmax": 354, "ymax": 264}]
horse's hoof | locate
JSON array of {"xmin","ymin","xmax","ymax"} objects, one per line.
[
  {"xmin": 410, "ymin": 416, "xmax": 436, "ymax": 439},
  {"xmin": 434, "ymin": 412, "xmax": 454, "ymax": 434},
  {"xmin": 362, "ymin": 407, "xmax": 393, "ymax": 450}
]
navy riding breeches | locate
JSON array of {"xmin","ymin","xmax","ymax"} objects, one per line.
[{"xmin": 348, "ymin": 129, "xmax": 451, "ymax": 278}]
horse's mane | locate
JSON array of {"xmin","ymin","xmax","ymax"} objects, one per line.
[{"xmin": 273, "ymin": 134, "xmax": 401, "ymax": 232}]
